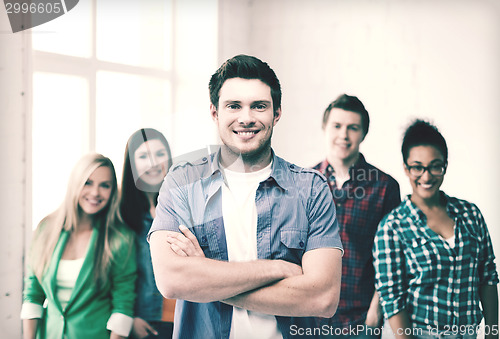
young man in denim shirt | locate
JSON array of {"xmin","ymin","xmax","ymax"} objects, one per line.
[{"xmin": 149, "ymin": 55, "xmax": 343, "ymax": 339}]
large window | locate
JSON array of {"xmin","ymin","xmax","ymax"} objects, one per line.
[{"xmin": 31, "ymin": 0, "xmax": 218, "ymax": 227}]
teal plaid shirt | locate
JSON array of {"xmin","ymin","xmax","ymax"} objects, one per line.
[{"xmin": 373, "ymin": 193, "xmax": 498, "ymax": 330}]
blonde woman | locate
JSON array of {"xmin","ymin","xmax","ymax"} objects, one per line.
[{"xmin": 21, "ymin": 153, "xmax": 137, "ymax": 339}]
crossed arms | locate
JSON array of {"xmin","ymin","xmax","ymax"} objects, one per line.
[{"xmin": 149, "ymin": 227, "xmax": 342, "ymax": 318}]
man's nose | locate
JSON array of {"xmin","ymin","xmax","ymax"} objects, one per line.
[{"xmin": 238, "ymin": 107, "xmax": 256, "ymax": 124}]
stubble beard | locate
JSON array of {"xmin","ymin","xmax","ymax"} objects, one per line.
[{"xmin": 221, "ymin": 128, "xmax": 274, "ymax": 167}]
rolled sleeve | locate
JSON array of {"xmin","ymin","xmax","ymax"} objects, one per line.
[
  {"xmin": 22, "ymin": 268, "xmax": 46, "ymax": 311},
  {"xmin": 474, "ymin": 205, "xmax": 499, "ymax": 286},
  {"xmin": 20, "ymin": 302, "xmax": 44, "ymax": 320},
  {"xmin": 106, "ymin": 312, "xmax": 134, "ymax": 337},
  {"xmin": 109, "ymin": 231, "xmax": 137, "ymax": 319},
  {"xmin": 149, "ymin": 172, "xmax": 191, "ymax": 240},
  {"xmin": 373, "ymin": 216, "xmax": 407, "ymax": 319},
  {"xmin": 306, "ymin": 176, "xmax": 343, "ymax": 254}
]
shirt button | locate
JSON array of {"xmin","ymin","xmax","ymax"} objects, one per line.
[
  {"xmin": 201, "ymin": 236, "xmax": 207, "ymax": 243},
  {"xmin": 289, "ymin": 165, "xmax": 295, "ymax": 169},
  {"xmin": 336, "ymin": 203, "xmax": 342, "ymax": 208},
  {"xmin": 202, "ymin": 157, "xmax": 207, "ymax": 161},
  {"xmin": 299, "ymin": 241, "xmax": 304, "ymax": 248}
]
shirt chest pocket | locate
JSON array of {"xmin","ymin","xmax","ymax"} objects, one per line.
[
  {"xmin": 190, "ymin": 220, "xmax": 225, "ymax": 260},
  {"xmin": 405, "ymin": 236, "xmax": 441, "ymax": 282},
  {"xmin": 460, "ymin": 233, "xmax": 481, "ymax": 267},
  {"xmin": 279, "ymin": 229, "xmax": 307, "ymax": 264}
]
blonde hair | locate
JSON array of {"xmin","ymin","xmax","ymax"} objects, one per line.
[{"xmin": 29, "ymin": 153, "xmax": 129, "ymax": 287}]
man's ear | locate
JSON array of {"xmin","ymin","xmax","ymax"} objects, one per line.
[
  {"xmin": 273, "ymin": 107, "xmax": 282, "ymax": 126},
  {"xmin": 210, "ymin": 104, "xmax": 218, "ymax": 121}
]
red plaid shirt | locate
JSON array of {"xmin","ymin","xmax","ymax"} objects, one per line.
[{"xmin": 313, "ymin": 154, "xmax": 400, "ymax": 328}]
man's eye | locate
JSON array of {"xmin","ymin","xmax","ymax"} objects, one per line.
[
  {"xmin": 253, "ymin": 104, "xmax": 267, "ymax": 110},
  {"xmin": 413, "ymin": 166, "xmax": 424, "ymax": 171},
  {"xmin": 227, "ymin": 104, "xmax": 240, "ymax": 110},
  {"xmin": 349, "ymin": 126, "xmax": 360, "ymax": 131},
  {"xmin": 84, "ymin": 181, "xmax": 92, "ymax": 186}
]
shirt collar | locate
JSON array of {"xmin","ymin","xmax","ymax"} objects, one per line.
[
  {"xmin": 206, "ymin": 148, "xmax": 290, "ymax": 191},
  {"xmin": 268, "ymin": 151, "xmax": 292, "ymax": 191},
  {"xmin": 402, "ymin": 191, "xmax": 458, "ymax": 222},
  {"xmin": 319, "ymin": 153, "xmax": 369, "ymax": 184}
]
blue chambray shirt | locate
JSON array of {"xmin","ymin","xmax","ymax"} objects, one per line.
[{"xmin": 149, "ymin": 149, "xmax": 343, "ymax": 339}]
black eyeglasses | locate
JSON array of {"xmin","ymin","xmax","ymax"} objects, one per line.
[{"xmin": 406, "ymin": 163, "xmax": 446, "ymax": 177}]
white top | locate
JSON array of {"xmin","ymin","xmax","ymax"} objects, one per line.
[
  {"xmin": 21, "ymin": 251, "xmax": 133, "ymax": 336},
  {"xmin": 56, "ymin": 257, "xmax": 85, "ymax": 310},
  {"xmin": 221, "ymin": 161, "xmax": 282, "ymax": 339},
  {"xmin": 438, "ymin": 225, "xmax": 456, "ymax": 248}
]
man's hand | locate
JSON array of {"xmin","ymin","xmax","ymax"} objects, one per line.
[
  {"xmin": 166, "ymin": 225, "xmax": 205, "ymax": 257},
  {"xmin": 131, "ymin": 317, "xmax": 158, "ymax": 338}
]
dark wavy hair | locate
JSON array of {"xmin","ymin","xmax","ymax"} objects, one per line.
[
  {"xmin": 402, "ymin": 119, "xmax": 448, "ymax": 164},
  {"xmin": 322, "ymin": 94, "xmax": 370, "ymax": 136},
  {"xmin": 120, "ymin": 128, "xmax": 172, "ymax": 233},
  {"xmin": 209, "ymin": 54, "xmax": 282, "ymax": 114}
]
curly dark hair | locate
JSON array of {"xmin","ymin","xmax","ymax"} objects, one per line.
[{"xmin": 402, "ymin": 119, "xmax": 448, "ymax": 164}]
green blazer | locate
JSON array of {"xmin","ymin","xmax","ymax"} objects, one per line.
[{"xmin": 23, "ymin": 227, "xmax": 137, "ymax": 339}]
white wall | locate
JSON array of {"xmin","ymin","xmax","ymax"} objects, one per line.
[
  {"xmin": 219, "ymin": 0, "xmax": 500, "ymax": 261},
  {"xmin": 0, "ymin": 10, "xmax": 28, "ymax": 337}
]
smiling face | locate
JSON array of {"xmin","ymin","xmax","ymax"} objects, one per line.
[
  {"xmin": 323, "ymin": 108, "xmax": 365, "ymax": 165},
  {"xmin": 78, "ymin": 166, "xmax": 113, "ymax": 217},
  {"xmin": 211, "ymin": 77, "xmax": 281, "ymax": 167},
  {"xmin": 405, "ymin": 145, "xmax": 446, "ymax": 202},
  {"xmin": 133, "ymin": 139, "xmax": 169, "ymax": 187}
]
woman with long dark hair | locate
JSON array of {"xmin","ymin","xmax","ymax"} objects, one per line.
[{"xmin": 120, "ymin": 128, "xmax": 174, "ymax": 339}]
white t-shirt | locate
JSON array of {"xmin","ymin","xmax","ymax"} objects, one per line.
[{"xmin": 221, "ymin": 162, "xmax": 282, "ymax": 339}]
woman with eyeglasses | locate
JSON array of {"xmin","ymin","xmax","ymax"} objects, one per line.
[{"xmin": 373, "ymin": 120, "xmax": 498, "ymax": 339}]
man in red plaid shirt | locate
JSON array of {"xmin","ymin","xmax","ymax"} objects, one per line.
[{"xmin": 313, "ymin": 94, "xmax": 400, "ymax": 338}]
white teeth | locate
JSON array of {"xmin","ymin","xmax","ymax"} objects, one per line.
[
  {"xmin": 420, "ymin": 184, "xmax": 433, "ymax": 189},
  {"xmin": 237, "ymin": 131, "xmax": 257, "ymax": 136}
]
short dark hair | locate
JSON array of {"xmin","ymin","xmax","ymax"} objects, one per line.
[
  {"xmin": 322, "ymin": 94, "xmax": 370, "ymax": 135},
  {"xmin": 401, "ymin": 119, "xmax": 448, "ymax": 164},
  {"xmin": 209, "ymin": 55, "xmax": 281, "ymax": 113}
]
